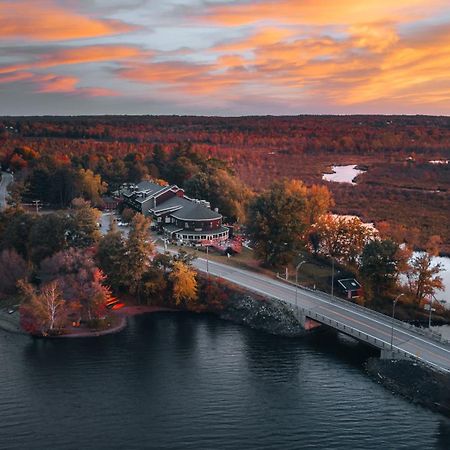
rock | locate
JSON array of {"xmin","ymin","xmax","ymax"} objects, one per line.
[
  {"xmin": 366, "ymin": 358, "xmax": 450, "ymax": 417},
  {"xmin": 219, "ymin": 292, "xmax": 310, "ymax": 337}
]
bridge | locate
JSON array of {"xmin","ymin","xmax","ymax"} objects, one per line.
[{"xmin": 192, "ymin": 256, "xmax": 450, "ymax": 374}]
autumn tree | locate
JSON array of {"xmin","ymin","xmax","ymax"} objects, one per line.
[
  {"xmin": 39, "ymin": 248, "xmax": 111, "ymax": 322},
  {"xmin": 406, "ymin": 253, "xmax": 444, "ymax": 305},
  {"xmin": 140, "ymin": 267, "xmax": 167, "ymax": 305},
  {"xmin": 312, "ymin": 214, "xmax": 376, "ymax": 267},
  {"xmin": 305, "ymin": 184, "xmax": 334, "ymax": 226},
  {"xmin": 247, "ymin": 179, "xmax": 309, "ymax": 267},
  {"xmin": 169, "ymin": 261, "xmax": 198, "ymax": 306},
  {"xmin": 19, "ymin": 280, "xmax": 67, "ymax": 335},
  {"xmin": 0, "ymin": 249, "xmax": 28, "ymax": 297},
  {"xmin": 77, "ymin": 168, "xmax": 107, "ymax": 206}
]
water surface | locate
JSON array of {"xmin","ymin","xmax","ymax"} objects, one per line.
[
  {"xmin": 322, "ymin": 165, "xmax": 365, "ymax": 184},
  {"xmin": 0, "ymin": 313, "xmax": 449, "ymax": 449}
]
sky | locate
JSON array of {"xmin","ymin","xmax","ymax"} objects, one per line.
[{"xmin": 0, "ymin": 0, "xmax": 450, "ymax": 116}]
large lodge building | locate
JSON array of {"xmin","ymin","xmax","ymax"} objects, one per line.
[{"xmin": 121, "ymin": 181, "xmax": 229, "ymax": 245}]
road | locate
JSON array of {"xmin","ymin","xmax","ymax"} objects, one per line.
[
  {"xmin": 0, "ymin": 171, "xmax": 13, "ymax": 211},
  {"xmin": 99, "ymin": 212, "xmax": 450, "ymax": 373},
  {"xmin": 193, "ymin": 256, "xmax": 450, "ymax": 373}
]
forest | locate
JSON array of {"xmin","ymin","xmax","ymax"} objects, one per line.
[{"xmin": 0, "ymin": 115, "xmax": 449, "ymax": 253}]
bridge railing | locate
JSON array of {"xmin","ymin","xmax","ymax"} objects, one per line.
[
  {"xmin": 302, "ymin": 307, "xmax": 450, "ymax": 374},
  {"xmin": 277, "ymin": 274, "xmax": 450, "ymax": 347}
]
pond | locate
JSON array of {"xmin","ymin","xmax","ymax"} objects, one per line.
[{"xmin": 322, "ymin": 165, "xmax": 365, "ymax": 184}]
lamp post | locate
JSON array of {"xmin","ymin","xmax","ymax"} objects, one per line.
[
  {"xmin": 390, "ymin": 293, "xmax": 404, "ymax": 351},
  {"xmin": 331, "ymin": 257, "xmax": 335, "ymax": 299},
  {"xmin": 206, "ymin": 244, "xmax": 209, "ymax": 280},
  {"xmin": 426, "ymin": 295, "xmax": 446, "ymax": 328},
  {"xmin": 295, "ymin": 260, "xmax": 306, "ymax": 309}
]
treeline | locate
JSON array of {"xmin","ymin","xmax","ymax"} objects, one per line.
[
  {"xmin": 2, "ymin": 115, "xmax": 450, "ymax": 155},
  {"xmin": 2, "ymin": 141, "xmax": 251, "ymax": 223}
]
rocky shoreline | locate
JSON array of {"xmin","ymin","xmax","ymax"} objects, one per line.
[
  {"xmin": 366, "ymin": 358, "xmax": 450, "ymax": 418},
  {"xmin": 217, "ymin": 291, "xmax": 310, "ymax": 337}
]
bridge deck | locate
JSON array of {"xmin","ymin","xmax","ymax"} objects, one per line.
[{"xmin": 193, "ymin": 257, "xmax": 450, "ymax": 374}]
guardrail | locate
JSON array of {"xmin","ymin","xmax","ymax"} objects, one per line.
[
  {"xmin": 277, "ymin": 274, "xmax": 450, "ymax": 347},
  {"xmin": 302, "ymin": 307, "xmax": 450, "ymax": 374}
]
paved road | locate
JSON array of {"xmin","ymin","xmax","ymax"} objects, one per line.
[
  {"xmin": 0, "ymin": 171, "xmax": 13, "ymax": 211},
  {"xmin": 100, "ymin": 212, "xmax": 450, "ymax": 373},
  {"xmin": 192, "ymin": 256, "xmax": 450, "ymax": 373}
]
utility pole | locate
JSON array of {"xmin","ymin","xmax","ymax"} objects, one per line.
[{"xmin": 32, "ymin": 199, "xmax": 41, "ymax": 214}]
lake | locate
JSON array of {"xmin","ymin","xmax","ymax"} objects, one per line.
[
  {"xmin": 322, "ymin": 165, "xmax": 365, "ymax": 184},
  {"xmin": 1, "ymin": 313, "xmax": 449, "ymax": 449}
]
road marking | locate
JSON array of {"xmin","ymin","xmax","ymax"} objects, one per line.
[
  {"xmin": 198, "ymin": 257, "xmax": 450, "ymax": 354},
  {"xmin": 316, "ymin": 304, "xmax": 450, "ymax": 366}
]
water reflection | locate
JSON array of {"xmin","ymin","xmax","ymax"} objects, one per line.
[{"xmin": 0, "ymin": 315, "xmax": 448, "ymax": 450}]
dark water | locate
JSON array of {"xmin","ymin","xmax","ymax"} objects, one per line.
[{"xmin": 1, "ymin": 313, "xmax": 449, "ymax": 450}]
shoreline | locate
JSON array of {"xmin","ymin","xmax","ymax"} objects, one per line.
[
  {"xmin": 0, "ymin": 305, "xmax": 179, "ymax": 339},
  {"xmin": 55, "ymin": 305, "xmax": 179, "ymax": 338}
]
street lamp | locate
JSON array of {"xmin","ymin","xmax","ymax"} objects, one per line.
[
  {"xmin": 426, "ymin": 295, "xmax": 446, "ymax": 328},
  {"xmin": 206, "ymin": 244, "xmax": 210, "ymax": 280},
  {"xmin": 331, "ymin": 257, "xmax": 335, "ymax": 299},
  {"xmin": 295, "ymin": 260, "xmax": 306, "ymax": 309},
  {"xmin": 390, "ymin": 293, "xmax": 404, "ymax": 351}
]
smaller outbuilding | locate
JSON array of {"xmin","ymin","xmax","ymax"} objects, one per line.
[{"xmin": 337, "ymin": 278, "xmax": 362, "ymax": 300}]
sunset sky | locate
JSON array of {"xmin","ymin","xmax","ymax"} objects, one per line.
[{"xmin": 1, "ymin": 0, "xmax": 450, "ymax": 115}]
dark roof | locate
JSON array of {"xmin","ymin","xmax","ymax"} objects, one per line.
[
  {"xmin": 337, "ymin": 278, "xmax": 361, "ymax": 291},
  {"xmin": 153, "ymin": 195, "xmax": 221, "ymax": 221},
  {"xmin": 152, "ymin": 195, "xmax": 188, "ymax": 214},
  {"xmin": 171, "ymin": 200, "xmax": 221, "ymax": 221},
  {"xmin": 122, "ymin": 180, "xmax": 167, "ymax": 199}
]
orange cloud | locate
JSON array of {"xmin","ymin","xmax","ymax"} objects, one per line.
[
  {"xmin": 0, "ymin": 71, "xmax": 119, "ymax": 97},
  {"xmin": 35, "ymin": 74, "xmax": 79, "ymax": 93},
  {"xmin": 0, "ymin": 72, "xmax": 34, "ymax": 83},
  {"xmin": 213, "ymin": 27, "xmax": 294, "ymax": 52},
  {"xmin": 0, "ymin": 0, "xmax": 136, "ymax": 41},
  {"xmin": 204, "ymin": 0, "xmax": 447, "ymax": 26},
  {"xmin": 118, "ymin": 60, "xmax": 247, "ymax": 96},
  {"xmin": 0, "ymin": 45, "xmax": 145, "ymax": 75}
]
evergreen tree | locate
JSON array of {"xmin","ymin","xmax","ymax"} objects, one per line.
[
  {"xmin": 124, "ymin": 214, "xmax": 154, "ymax": 297},
  {"xmin": 360, "ymin": 239, "xmax": 402, "ymax": 298},
  {"xmin": 97, "ymin": 222, "xmax": 127, "ymax": 291}
]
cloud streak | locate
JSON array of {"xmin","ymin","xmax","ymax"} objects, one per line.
[{"xmin": 0, "ymin": 0, "xmax": 137, "ymax": 41}]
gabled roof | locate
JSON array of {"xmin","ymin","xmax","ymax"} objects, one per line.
[{"xmin": 123, "ymin": 180, "xmax": 168, "ymax": 201}]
